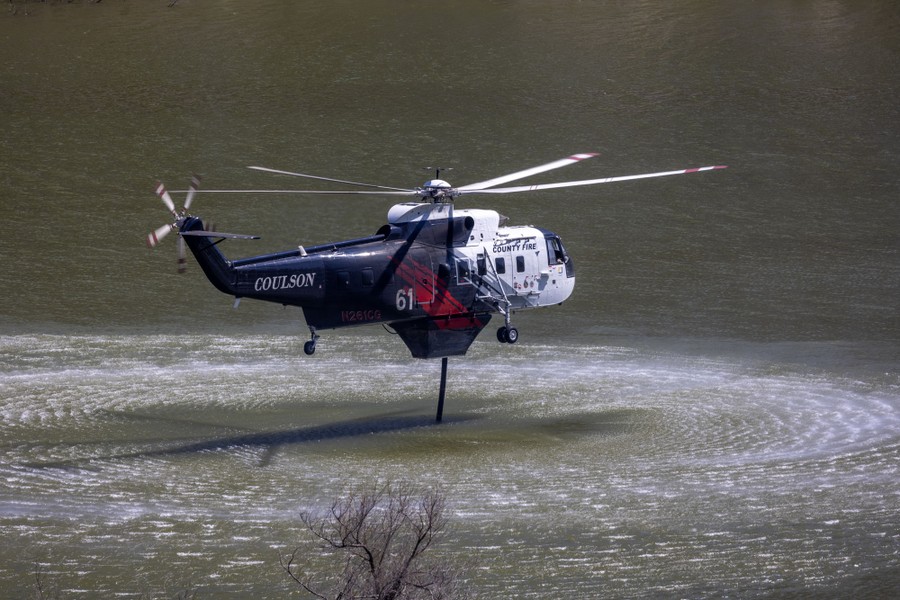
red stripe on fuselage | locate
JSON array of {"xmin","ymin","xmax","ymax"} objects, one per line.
[{"xmin": 390, "ymin": 253, "xmax": 483, "ymax": 330}]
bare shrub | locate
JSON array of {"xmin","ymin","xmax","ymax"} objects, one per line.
[{"xmin": 282, "ymin": 482, "xmax": 473, "ymax": 600}]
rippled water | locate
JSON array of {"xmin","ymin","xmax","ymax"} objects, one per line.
[{"xmin": 2, "ymin": 333, "xmax": 897, "ymax": 597}]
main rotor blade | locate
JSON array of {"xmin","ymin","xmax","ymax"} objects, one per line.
[
  {"xmin": 458, "ymin": 165, "xmax": 728, "ymax": 195},
  {"xmin": 248, "ymin": 166, "xmax": 413, "ymax": 192},
  {"xmin": 173, "ymin": 189, "xmax": 416, "ymax": 196},
  {"xmin": 457, "ymin": 152, "xmax": 599, "ymax": 191}
]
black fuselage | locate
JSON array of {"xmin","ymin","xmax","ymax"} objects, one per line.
[{"xmin": 180, "ymin": 215, "xmax": 494, "ymax": 358}]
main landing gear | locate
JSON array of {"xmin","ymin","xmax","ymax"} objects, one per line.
[
  {"xmin": 304, "ymin": 326, "xmax": 320, "ymax": 355},
  {"xmin": 494, "ymin": 301, "xmax": 518, "ymax": 344}
]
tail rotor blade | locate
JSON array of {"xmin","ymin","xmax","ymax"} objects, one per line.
[
  {"xmin": 155, "ymin": 182, "xmax": 177, "ymax": 215},
  {"xmin": 177, "ymin": 236, "xmax": 187, "ymax": 273},
  {"xmin": 183, "ymin": 174, "xmax": 202, "ymax": 211},
  {"xmin": 147, "ymin": 223, "xmax": 173, "ymax": 248}
]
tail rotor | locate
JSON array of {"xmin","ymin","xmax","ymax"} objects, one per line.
[{"xmin": 146, "ymin": 175, "xmax": 202, "ymax": 271}]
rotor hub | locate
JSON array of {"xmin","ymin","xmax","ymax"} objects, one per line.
[{"xmin": 419, "ymin": 179, "xmax": 457, "ymax": 202}]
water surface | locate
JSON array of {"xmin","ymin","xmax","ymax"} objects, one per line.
[{"xmin": 1, "ymin": 1, "xmax": 898, "ymax": 597}]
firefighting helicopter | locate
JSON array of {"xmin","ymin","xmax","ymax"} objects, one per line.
[{"xmin": 148, "ymin": 153, "xmax": 726, "ymax": 420}]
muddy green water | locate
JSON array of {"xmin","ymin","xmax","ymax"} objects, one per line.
[{"xmin": 1, "ymin": 1, "xmax": 898, "ymax": 597}]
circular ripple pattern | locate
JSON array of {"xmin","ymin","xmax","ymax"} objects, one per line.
[{"xmin": 1, "ymin": 334, "xmax": 898, "ymax": 598}]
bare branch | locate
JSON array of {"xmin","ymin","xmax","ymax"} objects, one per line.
[
  {"xmin": 280, "ymin": 548, "xmax": 330, "ymax": 600},
  {"xmin": 283, "ymin": 482, "xmax": 470, "ymax": 599}
]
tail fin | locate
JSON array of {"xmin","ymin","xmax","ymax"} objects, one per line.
[{"xmin": 179, "ymin": 217, "xmax": 236, "ymax": 296}]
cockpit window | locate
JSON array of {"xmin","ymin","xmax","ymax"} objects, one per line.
[
  {"xmin": 546, "ymin": 237, "xmax": 566, "ymax": 264},
  {"xmin": 545, "ymin": 234, "xmax": 574, "ymax": 277}
]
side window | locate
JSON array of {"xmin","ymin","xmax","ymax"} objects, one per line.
[
  {"xmin": 337, "ymin": 271, "xmax": 350, "ymax": 288},
  {"xmin": 516, "ymin": 256, "xmax": 525, "ymax": 273},
  {"xmin": 438, "ymin": 263, "xmax": 451, "ymax": 281},
  {"xmin": 361, "ymin": 268, "xmax": 374, "ymax": 286},
  {"xmin": 457, "ymin": 258, "xmax": 471, "ymax": 282},
  {"xmin": 477, "ymin": 254, "xmax": 486, "ymax": 276},
  {"xmin": 495, "ymin": 257, "xmax": 506, "ymax": 274}
]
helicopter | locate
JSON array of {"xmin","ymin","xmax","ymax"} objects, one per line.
[{"xmin": 148, "ymin": 153, "xmax": 726, "ymax": 420}]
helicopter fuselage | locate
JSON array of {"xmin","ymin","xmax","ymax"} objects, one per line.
[{"xmin": 180, "ymin": 201, "xmax": 575, "ymax": 358}]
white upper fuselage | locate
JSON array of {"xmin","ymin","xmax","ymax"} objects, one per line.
[{"xmin": 387, "ymin": 202, "xmax": 575, "ymax": 311}]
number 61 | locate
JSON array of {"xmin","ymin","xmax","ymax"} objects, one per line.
[{"xmin": 395, "ymin": 287, "xmax": 415, "ymax": 311}]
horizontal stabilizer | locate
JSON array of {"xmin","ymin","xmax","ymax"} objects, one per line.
[{"xmin": 179, "ymin": 230, "xmax": 260, "ymax": 240}]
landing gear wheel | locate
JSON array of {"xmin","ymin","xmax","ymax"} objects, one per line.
[
  {"xmin": 304, "ymin": 326, "xmax": 320, "ymax": 356},
  {"xmin": 497, "ymin": 326, "xmax": 519, "ymax": 344}
]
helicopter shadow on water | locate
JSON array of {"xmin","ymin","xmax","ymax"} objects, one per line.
[
  {"xmin": 20, "ymin": 410, "xmax": 463, "ymax": 471},
  {"xmin": 20, "ymin": 403, "xmax": 646, "ymax": 471}
]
